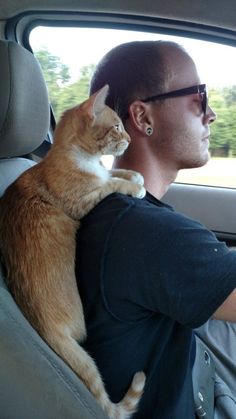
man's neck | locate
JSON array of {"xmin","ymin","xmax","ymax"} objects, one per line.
[{"xmin": 113, "ymin": 154, "xmax": 178, "ymax": 200}]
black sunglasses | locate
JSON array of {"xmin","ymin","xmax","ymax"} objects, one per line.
[{"xmin": 142, "ymin": 84, "xmax": 207, "ymax": 115}]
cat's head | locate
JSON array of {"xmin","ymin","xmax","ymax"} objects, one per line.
[{"xmin": 55, "ymin": 85, "xmax": 131, "ymax": 157}]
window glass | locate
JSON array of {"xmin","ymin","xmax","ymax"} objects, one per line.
[{"xmin": 30, "ymin": 26, "xmax": 236, "ymax": 187}]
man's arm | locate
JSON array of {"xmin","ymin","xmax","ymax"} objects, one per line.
[{"xmin": 213, "ymin": 289, "xmax": 236, "ymax": 321}]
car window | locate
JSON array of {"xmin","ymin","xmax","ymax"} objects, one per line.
[{"xmin": 30, "ymin": 26, "xmax": 236, "ymax": 187}]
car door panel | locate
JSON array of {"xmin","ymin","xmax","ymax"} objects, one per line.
[{"xmin": 164, "ymin": 183, "xmax": 236, "ymax": 239}]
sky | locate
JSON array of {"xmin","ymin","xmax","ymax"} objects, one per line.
[{"xmin": 30, "ymin": 26, "xmax": 236, "ymax": 88}]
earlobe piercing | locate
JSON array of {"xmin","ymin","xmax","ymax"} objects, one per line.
[{"xmin": 146, "ymin": 126, "xmax": 153, "ymax": 136}]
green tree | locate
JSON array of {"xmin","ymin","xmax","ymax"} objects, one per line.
[
  {"xmin": 223, "ymin": 85, "xmax": 236, "ymax": 107},
  {"xmin": 209, "ymin": 87, "xmax": 236, "ymax": 156},
  {"xmin": 35, "ymin": 47, "xmax": 95, "ymax": 120},
  {"xmin": 35, "ymin": 48, "xmax": 70, "ymax": 85},
  {"xmin": 56, "ymin": 64, "xmax": 96, "ymax": 119},
  {"xmin": 35, "ymin": 48, "xmax": 71, "ymax": 117}
]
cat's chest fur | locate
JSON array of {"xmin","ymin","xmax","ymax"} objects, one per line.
[{"xmin": 70, "ymin": 147, "xmax": 109, "ymax": 182}]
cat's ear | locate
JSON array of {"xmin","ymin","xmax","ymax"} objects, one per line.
[{"xmin": 88, "ymin": 85, "xmax": 109, "ymax": 120}]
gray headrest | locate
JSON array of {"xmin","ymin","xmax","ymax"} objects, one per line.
[{"xmin": 0, "ymin": 41, "xmax": 50, "ymax": 158}]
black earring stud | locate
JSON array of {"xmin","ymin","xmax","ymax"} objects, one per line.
[{"xmin": 146, "ymin": 127, "xmax": 153, "ymax": 136}]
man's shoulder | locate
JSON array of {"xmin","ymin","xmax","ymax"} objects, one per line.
[
  {"xmin": 93, "ymin": 191, "xmax": 173, "ymax": 216},
  {"xmin": 86, "ymin": 191, "xmax": 204, "ymax": 232}
]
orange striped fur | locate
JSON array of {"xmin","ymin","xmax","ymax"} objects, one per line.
[{"xmin": 0, "ymin": 85, "xmax": 146, "ymax": 418}]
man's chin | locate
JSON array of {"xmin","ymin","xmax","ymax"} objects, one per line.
[
  {"xmin": 203, "ymin": 150, "xmax": 211, "ymax": 165},
  {"xmin": 180, "ymin": 152, "xmax": 210, "ymax": 170},
  {"xmin": 197, "ymin": 148, "xmax": 211, "ymax": 167}
]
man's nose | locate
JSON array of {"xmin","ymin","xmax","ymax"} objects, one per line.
[{"xmin": 205, "ymin": 105, "xmax": 216, "ymax": 124}]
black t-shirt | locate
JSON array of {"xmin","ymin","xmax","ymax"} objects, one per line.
[{"xmin": 76, "ymin": 192, "xmax": 236, "ymax": 418}]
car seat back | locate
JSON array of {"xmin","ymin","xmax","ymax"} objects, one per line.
[{"xmin": 0, "ymin": 40, "xmax": 108, "ymax": 419}]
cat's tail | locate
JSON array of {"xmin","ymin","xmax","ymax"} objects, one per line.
[
  {"xmin": 46, "ymin": 332, "xmax": 145, "ymax": 419},
  {"xmin": 112, "ymin": 371, "xmax": 146, "ymax": 419}
]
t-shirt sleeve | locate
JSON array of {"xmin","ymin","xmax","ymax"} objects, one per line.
[{"xmin": 101, "ymin": 199, "xmax": 236, "ymax": 329}]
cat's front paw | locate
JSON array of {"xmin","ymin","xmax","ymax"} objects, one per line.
[
  {"xmin": 131, "ymin": 185, "xmax": 146, "ymax": 199},
  {"xmin": 129, "ymin": 171, "xmax": 144, "ymax": 186},
  {"xmin": 109, "ymin": 169, "xmax": 144, "ymax": 185}
]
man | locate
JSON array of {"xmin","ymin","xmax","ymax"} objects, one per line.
[{"xmin": 76, "ymin": 41, "xmax": 236, "ymax": 418}]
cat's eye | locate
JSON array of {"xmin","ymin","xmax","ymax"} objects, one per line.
[{"xmin": 114, "ymin": 124, "xmax": 122, "ymax": 132}]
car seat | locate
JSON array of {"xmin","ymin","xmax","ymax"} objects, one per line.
[{"xmin": 0, "ymin": 40, "xmax": 108, "ymax": 419}]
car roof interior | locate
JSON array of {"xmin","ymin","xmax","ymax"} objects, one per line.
[
  {"xmin": 1, "ymin": 0, "xmax": 236, "ymax": 37},
  {"xmin": 0, "ymin": 0, "xmax": 234, "ymax": 28}
]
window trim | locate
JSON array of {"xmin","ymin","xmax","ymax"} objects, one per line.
[{"xmin": 5, "ymin": 11, "xmax": 236, "ymax": 50}]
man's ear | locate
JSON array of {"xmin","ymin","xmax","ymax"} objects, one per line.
[{"xmin": 128, "ymin": 100, "xmax": 154, "ymax": 135}]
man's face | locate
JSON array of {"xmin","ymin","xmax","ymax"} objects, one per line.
[{"xmin": 150, "ymin": 48, "xmax": 216, "ymax": 170}]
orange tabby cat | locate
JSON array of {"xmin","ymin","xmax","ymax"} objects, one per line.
[{"xmin": 0, "ymin": 85, "xmax": 146, "ymax": 419}]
